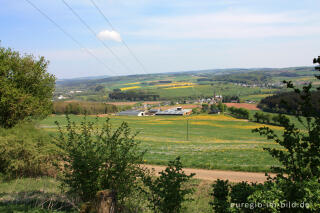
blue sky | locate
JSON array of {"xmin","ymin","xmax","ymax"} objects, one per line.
[{"xmin": 1, "ymin": 0, "xmax": 320, "ymax": 78}]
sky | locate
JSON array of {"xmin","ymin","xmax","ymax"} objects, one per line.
[{"xmin": 1, "ymin": 0, "xmax": 320, "ymax": 79}]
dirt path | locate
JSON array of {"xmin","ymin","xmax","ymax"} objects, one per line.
[{"xmin": 142, "ymin": 165, "xmax": 274, "ymax": 183}]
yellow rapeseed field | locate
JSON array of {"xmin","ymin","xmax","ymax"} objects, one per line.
[
  {"xmin": 158, "ymin": 82, "xmax": 194, "ymax": 87},
  {"xmin": 189, "ymin": 115, "xmax": 241, "ymax": 121},
  {"xmin": 120, "ymin": 86, "xmax": 141, "ymax": 91},
  {"xmin": 190, "ymin": 121, "xmax": 224, "ymax": 128},
  {"xmin": 232, "ymin": 124, "xmax": 284, "ymax": 130}
]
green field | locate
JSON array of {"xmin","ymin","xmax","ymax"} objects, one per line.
[{"xmin": 40, "ymin": 114, "xmax": 282, "ymax": 172}]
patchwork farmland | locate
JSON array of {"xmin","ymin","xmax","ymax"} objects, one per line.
[{"xmin": 40, "ymin": 114, "xmax": 282, "ymax": 172}]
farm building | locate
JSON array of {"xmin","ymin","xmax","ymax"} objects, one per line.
[
  {"xmin": 116, "ymin": 110, "xmax": 146, "ymax": 116},
  {"xmin": 155, "ymin": 107, "xmax": 192, "ymax": 116}
]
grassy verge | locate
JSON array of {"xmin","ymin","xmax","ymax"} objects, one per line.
[
  {"xmin": 0, "ymin": 177, "xmax": 212, "ymax": 213},
  {"xmin": 0, "ymin": 177, "xmax": 78, "ymax": 213}
]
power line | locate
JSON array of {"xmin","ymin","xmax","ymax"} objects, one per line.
[
  {"xmin": 61, "ymin": 0, "xmax": 135, "ymax": 75},
  {"xmin": 89, "ymin": 0, "xmax": 149, "ymax": 74},
  {"xmin": 23, "ymin": 0, "xmax": 118, "ymax": 76}
]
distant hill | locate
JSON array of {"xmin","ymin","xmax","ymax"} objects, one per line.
[{"xmin": 55, "ymin": 66, "xmax": 314, "ymax": 88}]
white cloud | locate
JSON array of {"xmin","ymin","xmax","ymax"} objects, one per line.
[{"xmin": 97, "ymin": 30, "xmax": 122, "ymax": 42}]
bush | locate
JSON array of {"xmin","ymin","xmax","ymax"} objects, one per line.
[
  {"xmin": 210, "ymin": 179, "xmax": 231, "ymax": 213},
  {"xmin": 0, "ymin": 123, "xmax": 57, "ymax": 179},
  {"xmin": 54, "ymin": 116, "xmax": 146, "ymax": 206},
  {"xmin": 192, "ymin": 108, "xmax": 201, "ymax": 114},
  {"xmin": 248, "ymin": 178, "xmax": 320, "ymax": 212},
  {"xmin": 202, "ymin": 104, "xmax": 209, "ymax": 112},
  {"xmin": 142, "ymin": 157, "xmax": 195, "ymax": 213}
]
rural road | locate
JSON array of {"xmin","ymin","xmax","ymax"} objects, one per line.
[{"xmin": 142, "ymin": 165, "xmax": 273, "ymax": 183}]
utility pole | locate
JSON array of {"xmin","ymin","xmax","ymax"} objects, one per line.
[{"xmin": 186, "ymin": 119, "xmax": 189, "ymax": 141}]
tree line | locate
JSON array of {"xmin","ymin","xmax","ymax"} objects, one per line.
[
  {"xmin": 52, "ymin": 101, "xmax": 123, "ymax": 115},
  {"xmin": 214, "ymin": 71, "xmax": 271, "ymax": 85},
  {"xmin": 109, "ymin": 90, "xmax": 160, "ymax": 101},
  {"xmin": 258, "ymin": 90, "xmax": 320, "ymax": 115}
]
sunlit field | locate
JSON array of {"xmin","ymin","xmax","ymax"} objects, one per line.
[{"xmin": 40, "ymin": 114, "xmax": 282, "ymax": 172}]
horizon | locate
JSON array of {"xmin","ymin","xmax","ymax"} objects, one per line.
[
  {"xmin": 1, "ymin": 0, "xmax": 320, "ymax": 78},
  {"xmin": 56, "ymin": 65, "xmax": 314, "ymax": 80}
]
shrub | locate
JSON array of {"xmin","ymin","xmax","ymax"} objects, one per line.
[
  {"xmin": 192, "ymin": 108, "xmax": 201, "ymax": 114},
  {"xmin": 142, "ymin": 157, "xmax": 195, "ymax": 213},
  {"xmin": 0, "ymin": 123, "xmax": 57, "ymax": 179},
  {"xmin": 54, "ymin": 116, "xmax": 146, "ymax": 206},
  {"xmin": 248, "ymin": 178, "xmax": 320, "ymax": 212},
  {"xmin": 202, "ymin": 104, "xmax": 209, "ymax": 112},
  {"xmin": 210, "ymin": 179, "xmax": 231, "ymax": 213}
]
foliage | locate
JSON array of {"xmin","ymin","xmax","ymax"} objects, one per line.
[
  {"xmin": 0, "ymin": 123, "xmax": 57, "ymax": 179},
  {"xmin": 209, "ymin": 57, "xmax": 320, "ymax": 212},
  {"xmin": 142, "ymin": 157, "xmax": 195, "ymax": 213},
  {"xmin": 228, "ymin": 107, "xmax": 249, "ymax": 119},
  {"xmin": 214, "ymin": 72, "xmax": 271, "ymax": 85},
  {"xmin": 109, "ymin": 90, "xmax": 159, "ymax": 101},
  {"xmin": 253, "ymin": 111, "xmax": 270, "ymax": 124},
  {"xmin": 210, "ymin": 179, "xmax": 231, "ymax": 213},
  {"xmin": 211, "ymin": 180, "xmax": 264, "ymax": 213},
  {"xmin": 54, "ymin": 116, "xmax": 145, "ymax": 205},
  {"xmin": 202, "ymin": 104, "xmax": 209, "ymax": 112},
  {"xmin": 0, "ymin": 46, "xmax": 55, "ymax": 128},
  {"xmin": 247, "ymin": 57, "xmax": 320, "ymax": 211},
  {"xmin": 191, "ymin": 108, "xmax": 201, "ymax": 114},
  {"xmin": 223, "ymin": 95, "xmax": 240, "ymax": 103},
  {"xmin": 258, "ymin": 91, "xmax": 320, "ymax": 115},
  {"xmin": 217, "ymin": 102, "xmax": 227, "ymax": 113},
  {"xmin": 247, "ymin": 177, "xmax": 320, "ymax": 212},
  {"xmin": 53, "ymin": 101, "xmax": 119, "ymax": 115},
  {"xmin": 253, "ymin": 95, "xmax": 320, "ymax": 181}
]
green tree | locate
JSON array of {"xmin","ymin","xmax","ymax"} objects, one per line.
[
  {"xmin": 0, "ymin": 46, "xmax": 55, "ymax": 128},
  {"xmin": 217, "ymin": 102, "xmax": 227, "ymax": 113},
  {"xmin": 210, "ymin": 104, "xmax": 219, "ymax": 112},
  {"xmin": 202, "ymin": 103, "xmax": 209, "ymax": 112}
]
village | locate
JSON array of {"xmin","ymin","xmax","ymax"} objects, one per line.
[{"xmin": 116, "ymin": 94, "xmax": 224, "ymax": 116}]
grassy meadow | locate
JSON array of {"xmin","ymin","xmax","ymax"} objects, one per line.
[
  {"xmin": 40, "ymin": 114, "xmax": 282, "ymax": 172},
  {"xmin": 0, "ymin": 177, "xmax": 212, "ymax": 213}
]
